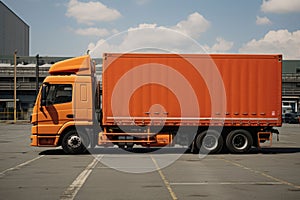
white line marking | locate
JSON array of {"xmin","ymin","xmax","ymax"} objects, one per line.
[
  {"xmin": 60, "ymin": 156, "xmax": 102, "ymax": 200},
  {"xmin": 0, "ymin": 155, "xmax": 45, "ymax": 178},
  {"xmin": 151, "ymin": 156, "xmax": 178, "ymax": 200},
  {"xmin": 221, "ymin": 158, "xmax": 300, "ymax": 189},
  {"xmin": 170, "ymin": 181, "xmax": 282, "ymax": 185}
]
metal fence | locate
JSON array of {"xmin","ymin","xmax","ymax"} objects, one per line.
[{"xmin": 0, "ymin": 111, "xmax": 31, "ymax": 121}]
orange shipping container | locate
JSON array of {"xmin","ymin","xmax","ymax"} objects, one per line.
[{"xmin": 102, "ymin": 53, "xmax": 282, "ymax": 127}]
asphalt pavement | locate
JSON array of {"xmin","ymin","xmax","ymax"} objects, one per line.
[{"xmin": 0, "ymin": 122, "xmax": 300, "ymax": 200}]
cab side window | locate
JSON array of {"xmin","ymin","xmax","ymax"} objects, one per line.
[{"xmin": 46, "ymin": 84, "xmax": 72, "ymax": 105}]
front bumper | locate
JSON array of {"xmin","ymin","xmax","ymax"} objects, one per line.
[{"xmin": 30, "ymin": 134, "xmax": 60, "ymax": 147}]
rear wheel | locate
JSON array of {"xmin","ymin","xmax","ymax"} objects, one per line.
[
  {"xmin": 61, "ymin": 130, "xmax": 89, "ymax": 154},
  {"xmin": 193, "ymin": 130, "xmax": 223, "ymax": 154},
  {"xmin": 226, "ymin": 129, "xmax": 253, "ymax": 153}
]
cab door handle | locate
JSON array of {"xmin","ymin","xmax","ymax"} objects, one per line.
[{"xmin": 66, "ymin": 114, "xmax": 74, "ymax": 118}]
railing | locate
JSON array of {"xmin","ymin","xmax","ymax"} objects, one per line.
[
  {"xmin": 0, "ymin": 67, "xmax": 49, "ymax": 77},
  {"xmin": 0, "ymin": 111, "xmax": 31, "ymax": 120},
  {"xmin": 282, "ymin": 88, "xmax": 300, "ymax": 96},
  {"xmin": 282, "ymin": 73, "xmax": 300, "ymax": 82},
  {"xmin": 0, "ymin": 82, "xmax": 42, "ymax": 90}
]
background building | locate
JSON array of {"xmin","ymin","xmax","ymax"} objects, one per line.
[
  {"xmin": 0, "ymin": 56, "xmax": 69, "ymax": 120},
  {"xmin": 0, "ymin": 1, "xmax": 29, "ymax": 56},
  {"xmin": 0, "ymin": 57, "xmax": 298, "ymax": 120},
  {"xmin": 282, "ymin": 60, "xmax": 300, "ymax": 113},
  {"xmin": 0, "ymin": 56, "xmax": 102, "ymax": 120}
]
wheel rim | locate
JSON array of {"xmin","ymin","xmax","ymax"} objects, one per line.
[
  {"xmin": 67, "ymin": 135, "xmax": 82, "ymax": 149},
  {"xmin": 202, "ymin": 134, "xmax": 218, "ymax": 151},
  {"xmin": 232, "ymin": 134, "xmax": 248, "ymax": 150}
]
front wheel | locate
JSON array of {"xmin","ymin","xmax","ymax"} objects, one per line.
[
  {"xmin": 61, "ymin": 130, "xmax": 89, "ymax": 154},
  {"xmin": 226, "ymin": 129, "xmax": 253, "ymax": 153}
]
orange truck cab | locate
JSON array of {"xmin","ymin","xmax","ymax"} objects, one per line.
[
  {"xmin": 31, "ymin": 53, "xmax": 282, "ymax": 154},
  {"xmin": 31, "ymin": 55, "xmax": 96, "ymax": 153}
]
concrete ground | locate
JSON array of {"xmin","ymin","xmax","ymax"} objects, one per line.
[{"xmin": 0, "ymin": 123, "xmax": 299, "ymax": 200}]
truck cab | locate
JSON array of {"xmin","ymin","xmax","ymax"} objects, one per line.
[{"xmin": 31, "ymin": 55, "xmax": 96, "ymax": 153}]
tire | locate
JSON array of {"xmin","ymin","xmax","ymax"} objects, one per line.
[
  {"xmin": 226, "ymin": 129, "xmax": 253, "ymax": 153},
  {"xmin": 61, "ymin": 130, "xmax": 89, "ymax": 154},
  {"xmin": 193, "ymin": 130, "xmax": 223, "ymax": 154}
]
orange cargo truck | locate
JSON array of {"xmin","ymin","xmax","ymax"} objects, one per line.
[{"xmin": 31, "ymin": 53, "xmax": 282, "ymax": 154}]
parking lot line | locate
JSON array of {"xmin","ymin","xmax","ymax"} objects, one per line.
[
  {"xmin": 220, "ymin": 158, "xmax": 300, "ymax": 189},
  {"xmin": 0, "ymin": 155, "xmax": 45, "ymax": 178},
  {"xmin": 151, "ymin": 155, "xmax": 178, "ymax": 200},
  {"xmin": 60, "ymin": 155, "xmax": 103, "ymax": 200},
  {"xmin": 170, "ymin": 181, "xmax": 282, "ymax": 185}
]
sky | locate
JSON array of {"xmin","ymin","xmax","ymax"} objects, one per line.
[{"xmin": 2, "ymin": 0, "xmax": 300, "ymax": 59}]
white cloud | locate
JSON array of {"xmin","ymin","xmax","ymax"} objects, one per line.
[
  {"xmin": 88, "ymin": 12, "xmax": 211, "ymax": 57},
  {"xmin": 256, "ymin": 16, "xmax": 272, "ymax": 25},
  {"xmin": 88, "ymin": 24, "xmax": 202, "ymax": 56},
  {"xmin": 74, "ymin": 27, "xmax": 110, "ymax": 37},
  {"xmin": 239, "ymin": 29, "xmax": 300, "ymax": 59},
  {"xmin": 203, "ymin": 37, "xmax": 234, "ymax": 53},
  {"xmin": 261, "ymin": 0, "xmax": 300, "ymax": 14},
  {"xmin": 66, "ymin": 0, "xmax": 121, "ymax": 25},
  {"xmin": 172, "ymin": 12, "xmax": 210, "ymax": 39},
  {"xmin": 111, "ymin": 29, "xmax": 119, "ymax": 34}
]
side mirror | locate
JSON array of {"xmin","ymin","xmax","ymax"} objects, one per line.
[{"xmin": 40, "ymin": 84, "xmax": 47, "ymax": 107}]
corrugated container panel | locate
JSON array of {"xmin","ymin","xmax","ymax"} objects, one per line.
[{"xmin": 102, "ymin": 54, "xmax": 282, "ymax": 126}]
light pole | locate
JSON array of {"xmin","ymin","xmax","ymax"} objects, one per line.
[
  {"xmin": 14, "ymin": 50, "xmax": 17, "ymax": 123},
  {"xmin": 36, "ymin": 54, "xmax": 39, "ymax": 95}
]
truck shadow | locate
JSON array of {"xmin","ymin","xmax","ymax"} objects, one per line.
[
  {"xmin": 250, "ymin": 147, "xmax": 300, "ymax": 154},
  {"xmin": 39, "ymin": 147, "xmax": 300, "ymax": 155}
]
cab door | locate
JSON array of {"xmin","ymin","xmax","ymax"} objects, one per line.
[{"xmin": 37, "ymin": 83, "xmax": 74, "ymax": 136}]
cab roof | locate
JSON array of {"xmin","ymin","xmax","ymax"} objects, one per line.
[{"xmin": 49, "ymin": 55, "xmax": 93, "ymax": 75}]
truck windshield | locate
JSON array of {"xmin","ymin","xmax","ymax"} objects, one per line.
[{"xmin": 45, "ymin": 84, "xmax": 72, "ymax": 105}]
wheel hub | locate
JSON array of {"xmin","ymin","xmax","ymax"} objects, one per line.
[
  {"xmin": 232, "ymin": 134, "xmax": 248, "ymax": 150},
  {"xmin": 203, "ymin": 135, "xmax": 218, "ymax": 151},
  {"xmin": 68, "ymin": 135, "xmax": 81, "ymax": 148}
]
